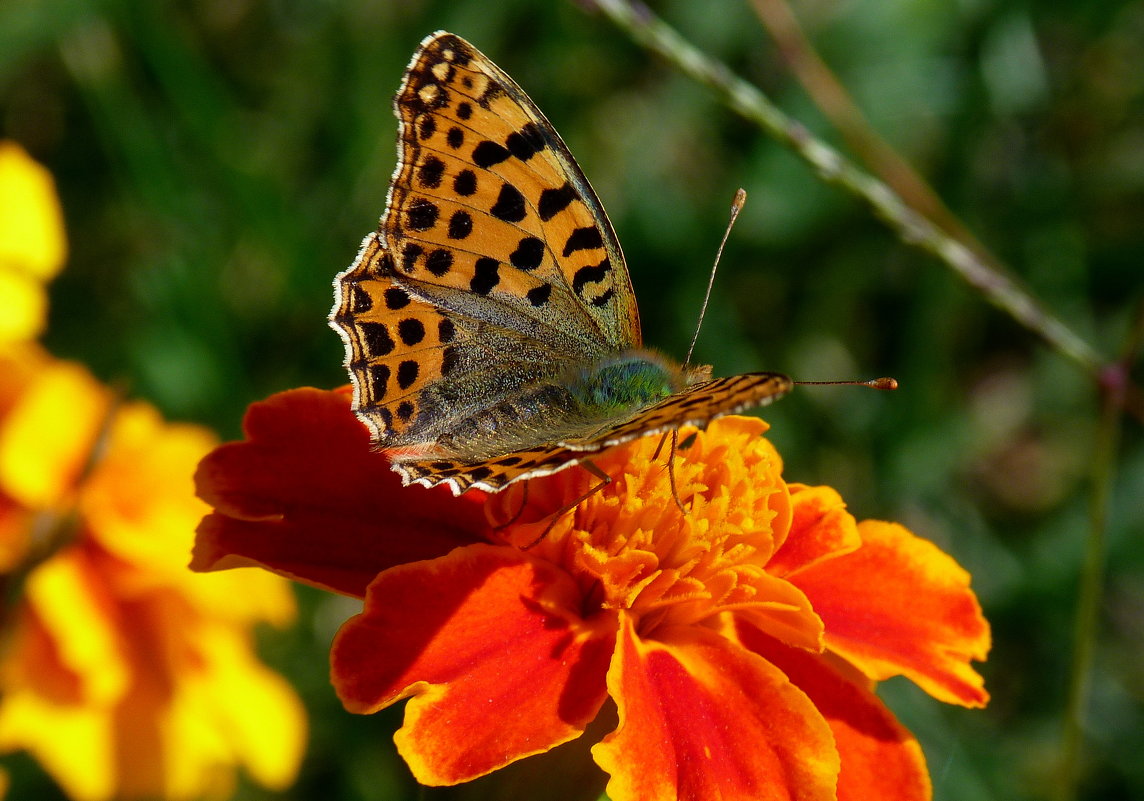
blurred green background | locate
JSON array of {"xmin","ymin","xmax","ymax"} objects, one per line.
[{"xmin": 3, "ymin": 0, "xmax": 1141, "ymax": 799}]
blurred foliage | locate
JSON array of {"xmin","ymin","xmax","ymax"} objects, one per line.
[{"xmin": 2, "ymin": 0, "xmax": 1141, "ymax": 799}]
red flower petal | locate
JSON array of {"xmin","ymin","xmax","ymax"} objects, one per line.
[
  {"xmin": 593, "ymin": 615, "xmax": 839, "ymax": 801},
  {"xmin": 331, "ymin": 544, "xmax": 616, "ymax": 785},
  {"xmin": 741, "ymin": 625, "xmax": 931, "ymax": 801},
  {"xmin": 791, "ymin": 519, "xmax": 990, "ymax": 707},
  {"xmin": 192, "ymin": 388, "xmax": 489, "ymax": 597}
]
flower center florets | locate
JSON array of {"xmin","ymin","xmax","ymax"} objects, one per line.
[{"xmin": 532, "ymin": 420, "xmax": 791, "ymax": 634}]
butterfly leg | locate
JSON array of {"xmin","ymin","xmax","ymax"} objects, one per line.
[
  {"xmin": 521, "ymin": 459, "xmax": 612, "ymax": 550},
  {"xmin": 649, "ymin": 430, "xmax": 689, "ymax": 513},
  {"xmin": 647, "ymin": 429, "xmax": 701, "ymax": 515},
  {"xmin": 665, "ymin": 429, "xmax": 688, "ymax": 515}
]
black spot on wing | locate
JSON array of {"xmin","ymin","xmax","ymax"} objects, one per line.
[
  {"xmin": 526, "ymin": 283, "xmax": 552, "ymax": 307},
  {"xmin": 572, "ymin": 258, "xmax": 611, "ymax": 296},
  {"xmin": 400, "ymin": 244, "xmax": 422, "ymax": 273},
  {"xmin": 359, "ymin": 322, "xmax": 394, "ymax": 356},
  {"xmin": 453, "ymin": 169, "xmax": 477, "ymax": 196},
  {"xmin": 369, "ymin": 364, "xmax": 390, "ymax": 397},
  {"xmin": 348, "ymin": 283, "xmax": 372, "ymax": 312},
  {"xmin": 490, "ymin": 183, "xmax": 526, "ymax": 222},
  {"xmin": 438, "ymin": 319, "xmax": 455, "ymax": 343},
  {"xmin": 418, "ymin": 157, "xmax": 445, "ymax": 189},
  {"xmin": 384, "ymin": 287, "xmax": 411, "ymax": 309},
  {"xmin": 406, "ymin": 199, "xmax": 438, "ymax": 231},
  {"xmin": 426, "ymin": 249, "xmax": 453, "ymax": 276},
  {"xmin": 397, "ymin": 360, "xmax": 419, "ymax": 390},
  {"xmin": 448, "ymin": 210, "xmax": 473, "ymax": 240},
  {"xmin": 538, "ymin": 182, "xmax": 577, "ymax": 221},
  {"xmin": 471, "ymin": 258, "xmax": 500, "ymax": 295},
  {"xmin": 562, "ymin": 226, "xmax": 604, "ymax": 257},
  {"xmin": 505, "ymin": 123, "xmax": 546, "ymax": 160},
  {"xmin": 590, "ymin": 288, "xmax": 615, "ymax": 307},
  {"xmin": 472, "ymin": 141, "xmax": 510, "ymax": 168},
  {"xmin": 509, "ymin": 237, "xmax": 544, "ymax": 270},
  {"xmin": 397, "ymin": 318, "xmax": 425, "ymax": 346}
]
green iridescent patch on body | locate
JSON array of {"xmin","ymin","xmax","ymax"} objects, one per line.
[{"xmin": 569, "ymin": 354, "xmax": 679, "ymax": 414}]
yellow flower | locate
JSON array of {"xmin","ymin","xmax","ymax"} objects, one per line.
[
  {"xmin": 0, "ymin": 142, "xmax": 66, "ymax": 344},
  {"xmin": 0, "ymin": 347, "xmax": 306, "ymax": 801}
]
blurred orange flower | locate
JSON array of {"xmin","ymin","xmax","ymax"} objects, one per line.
[
  {"xmin": 0, "ymin": 144, "xmax": 305, "ymax": 801},
  {"xmin": 0, "ymin": 142, "xmax": 65, "ymax": 345},
  {"xmin": 195, "ymin": 388, "xmax": 990, "ymax": 801}
]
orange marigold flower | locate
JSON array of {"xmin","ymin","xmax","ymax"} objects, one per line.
[
  {"xmin": 194, "ymin": 387, "xmax": 990, "ymax": 801},
  {"xmin": 0, "ymin": 346, "xmax": 306, "ymax": 801}
]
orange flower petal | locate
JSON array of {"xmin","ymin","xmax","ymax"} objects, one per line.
[
  {"xmin": 593, "ymin": 615, "xmax": 839, "ymax": 801},
  {"xmin": 791, "ymin": 519, "xmax": 990, "ymax": 707},
  {"xmin": 192, "ymin": 388, "xmax": 489, "ymax": 597},
  {"xmin": 731, "ymin": 570, "xmax": 824, "ymax": 653},
  {"xmin": 332, "ymin": 544, "xmax": 616, "ymax": 785},
  {"xmin": 740, "ymin": 625, "xmax": 931, "ymax": 801},
  {"xmin": 769, "ymin": 484, "xmax": 861, "ymax": 577}
]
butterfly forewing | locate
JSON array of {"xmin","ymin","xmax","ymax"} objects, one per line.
[{"xmin": 343, "ymin": 33, "xmax": 640, "ymax": 351}]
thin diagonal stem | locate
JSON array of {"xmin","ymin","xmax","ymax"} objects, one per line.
[{"xmin": 588, "ymin": 0, "xmax": 1107, "ymax": 380}]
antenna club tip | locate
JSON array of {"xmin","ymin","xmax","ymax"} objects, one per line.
[{"xmin": 869, "ymin": 377, "xmax": 899, "ymax": 390}]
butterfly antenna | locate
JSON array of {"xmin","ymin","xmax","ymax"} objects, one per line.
[
  {"xmin": 684, "ymin": 188, "xmax": 748, "ymax": 367},
  {"xmin": 794, "ymin": 377, "xmax": 900, "ymax": 390}
]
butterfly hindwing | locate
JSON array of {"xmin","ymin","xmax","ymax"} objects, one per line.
[
  {"xmin": 393, "ymin": 372, "xmax": 793, "ymax": 493},
  {"xmin": 571, "ymin": 373, "xmax": 793, "ymax": 451}
]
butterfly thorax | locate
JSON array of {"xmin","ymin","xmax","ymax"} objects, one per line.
[{"xmin": 568, "ymin": 351, "xmax": 701, "ymax": 414}]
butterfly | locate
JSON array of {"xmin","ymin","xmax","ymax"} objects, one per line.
[{"xmin": 329, "ymin": 31, "xmax": 792, "ymax": 495}]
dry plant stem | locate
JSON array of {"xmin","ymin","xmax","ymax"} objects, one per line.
[{"xmin": 588, "ymin": 0, "xmax": 1106, "ymax": 379}]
